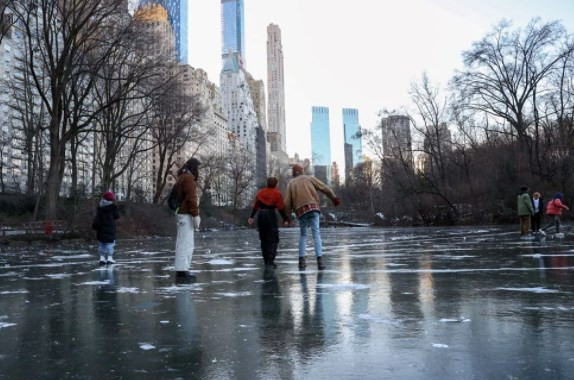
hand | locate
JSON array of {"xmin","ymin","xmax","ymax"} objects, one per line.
[
  {"xmin": 283, "ymin": 220, "xmax": 291, "ymax": 227},
  {"xmin": 248, "ymin": 218, "xmax": 255, "ymax": 226},
  {"xmin": 193, "ymin": 216, "xmax": 201, "ymax": 230},
  {"xmin": 332, "ymin": 197, "xmax": 341, "ymax": 207}
]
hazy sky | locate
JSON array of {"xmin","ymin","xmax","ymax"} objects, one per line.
[{"xmin": 186, "ymin": 0, "xmax": 574, "ymax": 166}]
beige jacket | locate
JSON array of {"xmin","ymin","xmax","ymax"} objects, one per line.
[{"xmin": 284, "ymin": 175, "xmax": 337, "ymax": 216}]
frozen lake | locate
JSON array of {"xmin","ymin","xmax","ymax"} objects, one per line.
[{"xmin": 1, "ymin": 226, "xmax": 574, "ymax": 379}]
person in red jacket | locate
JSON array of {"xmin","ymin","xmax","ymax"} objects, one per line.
[
  {"xmin": 543, "ymin": 192, "xmax": 569, "ymax": 235},
  {"xmin": 248, "ymin": 177, "xmax": 290, "ymax": 269}
]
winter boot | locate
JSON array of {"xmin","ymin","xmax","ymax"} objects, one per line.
[
  {"xmin": 106, "ymin": 256, "xmax": 116, "ymax": 265},
  {"xmin": 99, "ymin": 256, "xmax": 106, "ymax": 266},
  {"xmin": 317, "ymin": 256, "xmax": 326, "ymax": 270},
  {"xmin": 298, "ymin": 257, "xmax": 306, "ymax": 270},
  {"xmin": 175, "ymin": 271, "xmax": 197, "ymax": 284}
]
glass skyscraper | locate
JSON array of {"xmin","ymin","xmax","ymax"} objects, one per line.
[
  {"xmin": 311, "ymin": 107, "xmax": 332, "ymax": 166},
  {"xmin": 343, "ymin": 108, "xmax": 363, "ymax": 168},
  {"xmin": 139, "ymin": 0, "xmax": 188, "ymax": 64},
  {"xmin": 221, "ymin": 0, "xmax": 246, "ymax": 65}
]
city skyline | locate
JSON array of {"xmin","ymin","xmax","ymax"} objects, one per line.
[{"xmin": 183, "ymin": 0, "xmax": 574, "ymax": 169}]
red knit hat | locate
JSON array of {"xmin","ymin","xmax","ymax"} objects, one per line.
[{"xmin": 103, "ymin": 191, "xmax": 115, "ymax": 201}]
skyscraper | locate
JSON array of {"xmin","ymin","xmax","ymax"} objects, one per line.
[
  {"xmin": 382, "ymin": 115, "xmax": 412, "ymax": 164},
  {"xmin": 311, "ymin": 107, "xmax": 332, "ymax": 184},
  {"xmin": 139, "ymin": 0, "xmax": 188, "ymax": 63},
  {"xmin": 221, "ymin": 0, "xmax": 246, "ymax": 65},
  {"xmin": 343, "ymin": 108, "xmax": 363, "ymax": 171},
  {"xmin": 267, "ymin": 23, "xmax": 287, "ymax": 154}
]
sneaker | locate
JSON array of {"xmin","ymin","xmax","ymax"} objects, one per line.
[
  {"xmin": 99, "ymin": 257, "xmax": 106, "ymax": 266},
  {"xmin": 539, "ymin": 230, "xmax": 546, "ymax": 236},
  {"xmin": 106, "ymin": 257, "xmax": 116, "ymax": 264},
  {"xmin": 298, "ymin": 257, "xmax": 306, "ymax": 270}
]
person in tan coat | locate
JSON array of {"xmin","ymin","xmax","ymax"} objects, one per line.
[
  {"xmin": 284, "ymin": 164, "xmax": 341, "ymax": 270},
  {"xmin": 175, "ymin": 158, "xmax": 201, "ymax": 282}
]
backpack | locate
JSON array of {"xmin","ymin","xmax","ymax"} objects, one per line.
[{"xmin": 167, "ymin": 184, "xmax": 180, "ymax": 211}]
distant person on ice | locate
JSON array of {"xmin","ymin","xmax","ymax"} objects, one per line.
[
  {"xmin": 248, "ymin": 177, "xmax": 290, "ymax": 270},
  {"xmin": 531, "ymin": 192, "xmax": 544, "ymax": 234},
  {"xmin": 284, "ymin": 164, "xmax": 341, "ymax": 270},
  {"xmin": 174, "ymin": 158, "xmax": 201, "ymax": 283},
  {"xmin": 517, "ymin": 186, "xmax": 534, "ymax": 237},
  {"xmin": 543, "ymin": 192, "xmax": 569, "ymax": 235},
  {"xmin": 92, "ymin": 191, "xmax": 120, "ymax": 265}
]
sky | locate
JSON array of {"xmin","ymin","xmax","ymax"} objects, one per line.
[{"xmin": 184, "ymin": 0, "xmax": 574, "ymax": 168}]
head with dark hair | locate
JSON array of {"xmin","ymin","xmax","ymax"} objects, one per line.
[
  {"xmin": 179, "ymin": 157, "xmax": 201, "ymax": 180},
  {"xmin": 520, "ymin": 186, "xmax": 529, "ymax": 193},
  {"xmin": 266, "ymin": 177, "xmax": 279, "ymax": 188},
  {"xmin": 554, "ymin": 192, "xmax": 564, "ymax": 200}
]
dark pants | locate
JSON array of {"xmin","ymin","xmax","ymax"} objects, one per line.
[
  {"xmin": 543, "ymin": 215, "xmax": 562, "ymax": 234},
  {"xmin": 257, "ymin": 209, "xmax": 279, "ymax": 265},
  {"xmin": 531, "ymin": 212, "xmax": 542, "ymax": 232}
]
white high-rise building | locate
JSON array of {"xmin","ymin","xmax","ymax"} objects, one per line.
[{"xmin": 266, "ymin": 23, "xmax": 287, "ymax": 154}]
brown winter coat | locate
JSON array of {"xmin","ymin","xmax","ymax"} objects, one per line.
[
  {"xmin": 284, "ymin": 175, "xmax": 336, "ymax": 216},
  {"xmin": 177, "ymin": 172, "xmax": 199, "ymax": 216}
]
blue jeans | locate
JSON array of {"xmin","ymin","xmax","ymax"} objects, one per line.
[
  {"xmin": 98, "ymin": 241, "xmax": 115, "ymax": 258},
  {"xmin": 298, "ymin": 211, "xmax": 322, "ymax": 258}
]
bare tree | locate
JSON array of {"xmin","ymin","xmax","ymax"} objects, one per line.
[
  {"xmin": 13, "ymin": 0, "xmax": 128, "ymax": 219},
  {"xmin": 0, "ymin": 0, "xmax": 15, "ymax": 44},
  {"xmin": 226, "ymin": 146, "xmax": 256, "ymax": 209}
]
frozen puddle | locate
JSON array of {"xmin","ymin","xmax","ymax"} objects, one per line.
[{"xmin": 496, "ymin": 287, "xmax": 560, "ymax": 294}]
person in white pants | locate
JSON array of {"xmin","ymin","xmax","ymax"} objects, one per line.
[{"xmin": 175, "ymin": 158, "xmax": 201, "ymax": 282}]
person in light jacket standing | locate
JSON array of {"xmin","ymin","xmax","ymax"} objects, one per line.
[
  {"xmin": 284, "ymin": 164, "xmax": 341, "ymax": 270},
  {"xmin": 517, "ymin": 186, "xmax": 534, "ymax": 237},
  {"xmin": 175, "ymin": 158, "xmax": 201, "ymax": 283},
  {"xmin": 531, "ymin": 192, "xmax": 544, "ymax": 234}
]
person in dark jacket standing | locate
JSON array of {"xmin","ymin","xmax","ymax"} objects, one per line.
[
  {"xmin": 175, "ymin": 158, "xmax": 201, "ymax": 283},
  {"xmin": 248, "ymin": 177, "xmax": 290, "ymax": 270},
  {"xmin": 517, "ymin": 186, "xmax": 534, "ymax": 237},
  {"xmin": 92, "ymin": 192, "xmax": 120, "ymax": 265}
]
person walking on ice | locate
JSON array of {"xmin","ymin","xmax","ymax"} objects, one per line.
[
  {"xmin": 92, "ymin": 191, "xmax": 120, "ymax": 265},
  {"xmin": 284, "ymin": 164, "xmax": 341, "ymax": 270},
  {"xmin": 174, "ymin": 158, "xmax": 201, "ymax": 283},
  {"xmin": 248, "ymin": 177, "xmax": 290, "ymax": 270},
  {"xmin": 543, "ymin": 192, "xmax": 569, "ymax": 236}
]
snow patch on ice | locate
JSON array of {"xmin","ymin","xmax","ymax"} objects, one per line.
[
  {"xmin": 215, "ymin": 292, "xmax": 252, "ymax": 297},
  {"xmin": 139, "ymin": 343, "xmax": 156, "ymax": 351},
  {"xmin": 0, "ymin": 290, "xmax": 29, "ymax": 295},
  {"xmin": 432, "ymin": 343, "xmax": 449, "ymax": 348},
  {"xmin": 116, "ymin": 288, "xmax": 140, "ymax": 294},
  {"xmin": 46, "ymin": 274, "xmax": 70, "ymax": 279},
  {"xmin": 440, "ymin": 317, "xmax": 471, "ymax": 323},
  {"xmin": 207, "ymin": 259, "xmax": 233, "ymax": 265},
  {"xmin": 386, "ymin": 263, "xmax": 407, "ymax": 267},
  {"xmin": 52, "ymin": 254, "xmax": 92, "ymax": 260},
  {"xmin": 316, "ymin": 283, "xmax": 370, "ymax": 291},
  {"xmin": 496, "ymin": 287, "xmax": 560, "ymax": 294},
  {"xmin": 0, "ymin": 322, "xmax": 16, "ymax": 329},
  {"xmin": 77, "ymin": 281, "xmax": 111, "ymax": 286},
  {"xmin": 160, "ymin": 321, "xmax": 170, "ymax": 324},
  {"xmin": 0, "ymin": 272, "xmax": 20, "ymax": 277}
]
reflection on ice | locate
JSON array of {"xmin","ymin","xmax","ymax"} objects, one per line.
[{"xmin": 496, "ymin": 287, "xmax": 560, "ymax": 294}]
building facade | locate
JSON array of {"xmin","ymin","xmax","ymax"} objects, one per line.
[
  {"xmin": 382, "ymin": 115, "xmax": 412, "ymax": 164},
  {"xmin": 311, "ymin": 106, "xmax": 332, "ymax": 185},
  {"xmin": 343, "ymin": 108, "xmax": 363, "ymax": 173},
  {"xmin": 221, "ymin": 0, "xmax": 245, "ymax": 65},
  {"xmin": 139, "ymin": 0, "xmax": 188, "ymax": 63},
  {"xmin": 267, "ymin": 23, "xmax": 287, "ymax": 154}
]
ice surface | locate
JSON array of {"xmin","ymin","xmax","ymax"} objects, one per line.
[
  {"xmin": 316, "ymin": 283, "xmax": 371, "ymax": 291},
  {"xmin": 215, "ymin": 292, "xmax": 253, "ymax": 297},
  {"xmin": 116, "ymin": 288, "xmax": 140, "ymax": 294},
  {"xmin": 139, "ymin": 344, "xmax": 156, "ymax": 351},
  {"xmin": 46, "ymin": 274, "xmax": 70, "ymax": 279},
  {"xmin": 77, "ymin": 281, "xmax": 111, "ymax": 286},
  {"xmin": 0, "ymin": 290, "xmax": 29, "ymax": 295},
  {"xmin": 0, "ymin": 322, "xmax": 16, "ymax": 329},
  {"xmin": 440, "ymin": 318, "xmax": 471, "ymax": 323},
  {"xmin": 358, "ymin": 314, "xmax": 401, "ymax": 326},
  {"xmin": 52, "ymin": 254, "xmax": 92, "ymax": 260},
  {"xmin": 432, "ymin": 344, "xmax": 449, "ymax": 348}
]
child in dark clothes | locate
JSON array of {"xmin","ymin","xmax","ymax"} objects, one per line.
[{"xmin": 92, "ymin": 192, "xmax": 120, "ymax": 265}]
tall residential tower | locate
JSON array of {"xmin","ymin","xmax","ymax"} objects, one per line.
[
  {"xmin": 343, "ymin": 108, "xmax": 363, "ymax": 174},
  {"xmin": 221, "ymin": 0, "xmax": 246, "ymax": 65},
  {"xmin": 267, "ymin": 23, "xmax": 287, "ymax": 154},
  {"xmin": 139, "ymin": 0, "xmax": 188, "ymax": 63},
  {"xmin": 311, "ymin": 107, "xmax": 332, "ymax": 184}
]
